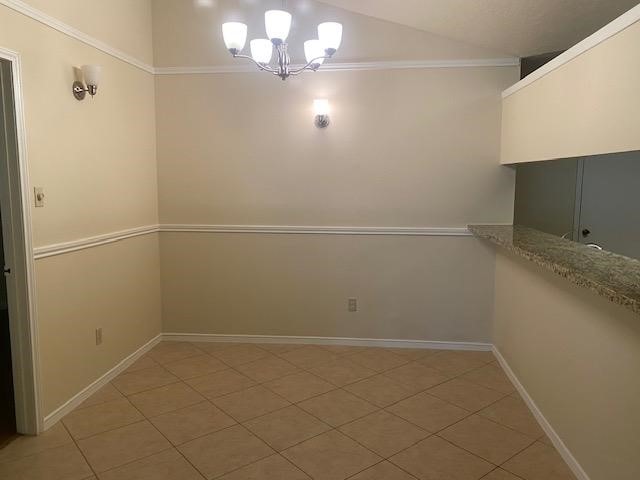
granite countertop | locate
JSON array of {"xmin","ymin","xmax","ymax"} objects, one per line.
[{"xmin": 468, "ymin": 224, "xmax": 640, "ymax": 315}]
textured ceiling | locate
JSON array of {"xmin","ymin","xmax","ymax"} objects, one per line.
[{"xmin": 319, "ymin": 0, "xmax": 639, "ymax": 57}]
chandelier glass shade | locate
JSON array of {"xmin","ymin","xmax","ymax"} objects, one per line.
[{"xmin": 222, "ymin": 10, "xmax": 343, "ymax": 80}]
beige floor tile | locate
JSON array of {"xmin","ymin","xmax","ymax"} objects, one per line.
[
  {"xmin": 282, "ymin": 430, "xmax": 381, "ymax": 480},
  {"xmin": 0, "ymin": 422, "xmax": 72, "ymax": 463},
  {"xmin": 244, "ymin": 405, "xmax": 331, "ymax": 451},
  {"xmin": 385, "ymin": 348, "xmax": 436, "ymax": 361},
  {"xmin": 479, "ymin": 396, "xmax": 545, "ymax": 439},
  {"xmin": 264, "ymin": 372, "xmax": 336, "ymax": 403},
  {"xmin": 278, "ymin": 346, "xmax": 339, "ymax": 369},
  {"xmin": 112, "ymin": 366, "xmax": 179, "ymax": 396},
  {"xmin": 123, "ymin": 355, "xmax": 159, "ymax": 374},
  {"xmin": 150, "ymin": 401, "xmax": 236, "ymax": 445},
  {"xmin": 349, "ymin": 349, "xmax": 409, "ymax": 372},
  {"xmin": 218, "ymin": 454, "xmax": 310, "ymax": 479},
  {"xmin": 77, "ymin": 383, "xmax": 124, "ymax": 410},
  {"xmin": 63, "ymin": 398, "xmax": 144, "ymax": 439},
  {"xmin": 212, "ymin": 344, "xmax": 270, "ymax": 367},
  {"xmin": 344, "ymin": 374, "xmax": 414, "ymax": 408},
  {"xmin": 460, "ymin": 364, "xmax": 515, "ymax": 395},
  {"xmin": 236, "ymin": 355, "xmax": 300, "ymax": 382},
  {"xmin": 128, "ymin": 382, "xmax": 205, "ymax": 417},
  {"xmin": 98, "ymin": 448, "xmax": 203, "ymax": 480},
  {"xmin": 439, "ymin": 415, "xmax": 535, "ymax": 464},
  {"xmin": 350, "ymin": 461, "xmax": 417, "ymax": 480},
  {"xmin": 419, "ymin": 351, "xmax": 489, "ymax": 377},
  {"xmin": 339, "ymin": 411, "xmax": 429, "ymax": 458},
  {"xmin": 298, "ymin": 389, "xmax": 378, "ymax": 427},
  {"xmin": 428, "ymin": 379, "xmax": 506, "ymax": 412},
  {"xmin": 178, "ymin": 425, "xmax": 274, "ymax": 478},
  {"xmin": 317, "ymin": 345, "xmax": 369, "ymax": 355},
  {"xmin": 390, "ymin": 436, "xmax": 493, "ymax": 480},
  {"xmin": 258, "ymin": 343, "xmax": 306, "ymax": 355},
  {"xmin": 77, "ymin": 421, "xmax": 171, "ymax": 472},
  {"xmin": 186, "ymin": 369, "xmax": 256, "ymax": 399},
  {"xmin": 386, "ymin": 391, "xmax": 470, "ymax": 433},
  {"xmin": 307, "ymin": 357, "xmax": 377, "ymax": 387},
  {"xmin": 481, "ymin": 468, "xmax": 523, "ymax": 480},
  {"xmin": 191, "ymin": 341, "xmax": 235, "ymax": 354},
  {"xmin": 163, "ymin": 355, "xmax": 228, "ymax": 380},
  {"xmin": 212, "ymin": 385, "xmax": 290, "ymax": 422},
  {"xmin": 0, "ymin": 443, "xmax": 93, "ymax": 480},
  {"xmin": 502, "ymin": 442, "xmax": 576, "ymax": 480},
  {"xmin": 149, "ymin": 342, "xmax": 205, "ymax": 365},
  {"xmin": 384, "ymin": 363, "xmax": 452, "ymax": 393}
]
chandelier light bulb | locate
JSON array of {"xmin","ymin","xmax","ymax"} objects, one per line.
[
  {"xmin": 304, "ymin": 40, "xmax": 326, "ymax": 67},
  {"xmin": 222, "ymin": 22, "xmax": 248, "ymax": 54},
  {"xmin": 250, "ymin": 39, "xmax": 273, "ymax": 64},
  {"xmin": 318, "ymin": 22, "xmax": 342, "ymax": 55},
  {"xmin": 265, "ymin": 10, "xmax": 292, "ymax": 44}
]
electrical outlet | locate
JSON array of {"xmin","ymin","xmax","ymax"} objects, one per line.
[
  {"xmin": 348, "ymin": 298, "xmax": 358, "ymax": 312},
  {"xmin": 34, "ymin": 187, "xmax": 45, "ymax": 207},
  {"xmin": 95, "ymin": 328, "xmax": 102, "ymax": 345}
]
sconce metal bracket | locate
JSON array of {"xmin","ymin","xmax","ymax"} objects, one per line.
[
  {"xmin": 315, "ymin": 114, "xmax": 330, "ymax": 129},
  {"xmin": 72, "ymin": 81, "xmax": 87, "ymax": 101}
]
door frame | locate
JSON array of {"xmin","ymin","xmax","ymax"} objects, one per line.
[{"xmin": 0, "ymin": 47, "xmax": 42, "ymax": 435}]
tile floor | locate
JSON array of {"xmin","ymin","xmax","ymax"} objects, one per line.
[{"xmin": 0, "ymin": 341, "xmax": 578, "ymax": 480}]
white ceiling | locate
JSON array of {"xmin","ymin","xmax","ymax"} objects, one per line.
[{"xmin": 319, "ymin": 0, "xmax": 639, "ymax": 57}]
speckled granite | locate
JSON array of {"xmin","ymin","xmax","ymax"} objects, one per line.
[{"xmin": 469, "ymin": 224, "xmax": 640, "ymax": 315}]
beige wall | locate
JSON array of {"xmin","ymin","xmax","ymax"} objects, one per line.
[
  {"xmin": 501, "ymin": 18, "xmax": 640, "ymax": 164},
  {"xmin": 19, "ymin": 0, "xmax": 154, "ymax": 65},
  {"xmin": 0, "ymin": 5, "xmax": 161, "ymax": 418},
  {"xmin": 156, "ymin": 64, "xmax": 518, "ymax": 340},
  {"xmin": 161, "ymin": 233, "xmax": 496, "ymax": 342},
  {"xmin": 494, "ymin": 251, "xmax": 640, "ymax": 480},
  {"xmin": 151, "ymin": 0, "xmax": 507, "ymax": 67}
]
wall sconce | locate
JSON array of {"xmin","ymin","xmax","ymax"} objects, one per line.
[
  {"xmin": 314, "ymin": 99, "xmax": 330, "ymax": 128},
  {"xmin": 73, "ymin": 65, "xmax": 102, "ymax": 101}
]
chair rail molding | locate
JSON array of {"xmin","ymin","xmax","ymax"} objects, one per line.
[{"xmin": 33, "ymin": 224, "xmax": 475, "ymax": 259}]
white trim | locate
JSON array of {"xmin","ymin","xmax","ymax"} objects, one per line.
[
  {"xmin": 159, "ymin": 224, "xmax": 472, "ymax": 237},
  {"xmin": 42, "ymin": 334, "xmax": 162, "ymax": 431},
  {"xmin": 0, "ymin": 0, "xmax": 518, "ymax": 76},
  {"xmin": 33, "ymin": 225, "xmax": 158, "ymax": 260},
  {"xmin": 164, "ymin": 333, "xmax": 492, "ymax": 351},
  {"xmin": 503, "ymin": 4, "xmax": 640, "ymax": 98},
  {"xmin": 493, "ymin": 347, "xmax": 590, "ymax": 480},
  {"xmin": 0, "ymin": 0, "xmax": 154, "ymax": 74},
  {"xmin": 33, "ymin": 224, "xmax": 473, "ymax": 259},
  {"xmin": 0, "ymin": 47, "xmax": 42, "ymax": 434},
  {"xmin": 155, "ymin": 58, "xmax": 519, "ymax": 76}
]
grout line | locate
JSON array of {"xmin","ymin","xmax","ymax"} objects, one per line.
[{"xmin": 59, "ymin": 421, "xmax": 99, "ymax": 479}]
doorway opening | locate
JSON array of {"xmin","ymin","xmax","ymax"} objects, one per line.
[{"xmin": 0, "ymin": 49, "xmax": 41, "ymax": 436}]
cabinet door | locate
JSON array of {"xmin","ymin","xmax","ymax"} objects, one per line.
[{"xmin": 578, "ymin": 151, "xmax": 640, "ymax": 258}]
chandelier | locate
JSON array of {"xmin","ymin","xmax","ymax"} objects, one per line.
[{"xmin": 222, "ymin": 10, "xmax": 343, "ymax": 81}]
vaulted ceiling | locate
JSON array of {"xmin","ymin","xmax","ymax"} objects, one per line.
[{"xmin": 319, "ymin": 0, "xmax": 639, "ymax": 57}]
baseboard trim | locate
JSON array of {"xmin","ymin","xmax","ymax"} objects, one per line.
[
  {"xmin": 42, "ymin": 334, "xmax": 162, "ymax": 431},
  {"xmin": 492, "ymin": 347, "xmax": 590, "ymax": 480},
  {"xmin": 163, "ymin": 333, "xmax": 492, "ymax": 351}
]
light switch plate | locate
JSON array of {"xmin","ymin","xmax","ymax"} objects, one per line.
[{"xmin": 34, "ymin": 187, "xmax": 44, "ymax": 207}]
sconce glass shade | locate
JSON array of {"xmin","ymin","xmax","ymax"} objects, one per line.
[
  {"xmin": 81, "ymin": 65, "xmax": 102, "ymax": 87},
  {"xmin": 304, "ymin": 40, "xmax": 325, "ymax": 66},
  {"xmin": 222, "ymin": 22, "xmax": 248, "ymax": 53},
  {"xmin": 314, "ymin": 99, "xmax": 330, "ymax": 116},
  {"xmin": 318, "ymin": 22, "xmax": 342, "ymax": 53},
  {"xmin": 265, "ymin": 10, "xmax": 292, "ymax": 43},
  {"xmin": 250, "ymin": 39, "xmax": 273, "ymax": 64}
]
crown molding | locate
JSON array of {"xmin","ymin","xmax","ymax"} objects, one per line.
[
  {"xmin": 0, "ymin": 1, "xmax": 518, "ymax": 76},
  {"xmin": 503, "ymin": 3, "xmax": 640, "ymax": 98},
  {"xmin": 154, "ymin": 58, "xmax": 520, "ymax": 76},
  {"xmin": 0, "ymin": 0, "xmax": 155, "ymax": 74},
  {"xmin": 33, "ymin": 224, "xmax": 475, "ymax": 259}
]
